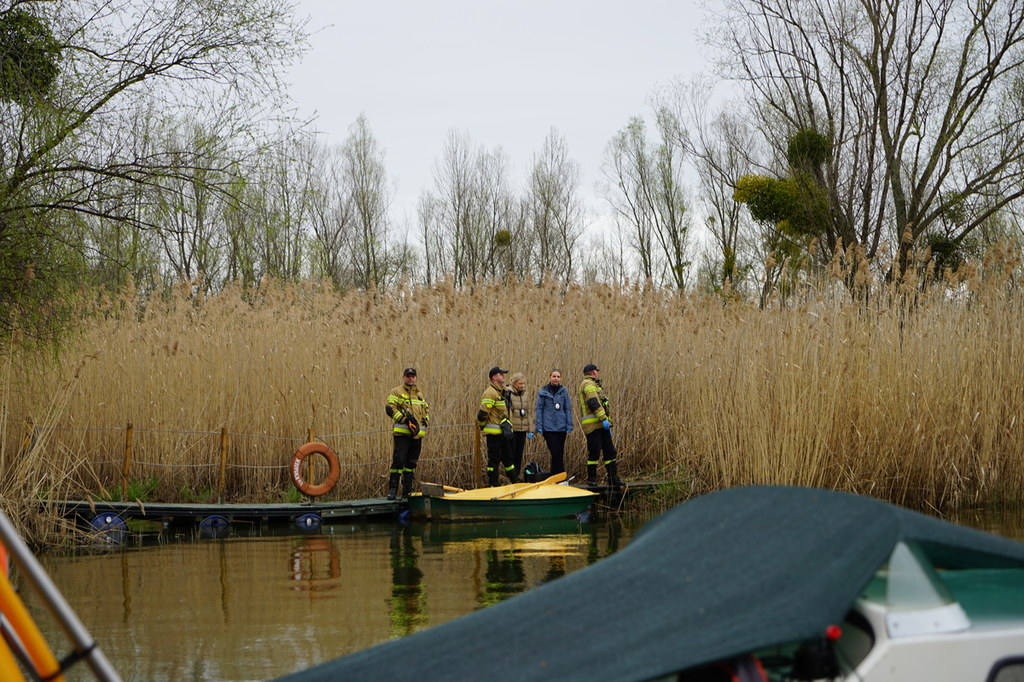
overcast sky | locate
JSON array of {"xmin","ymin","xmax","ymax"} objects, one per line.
[{"xmin": 285, "ymin": 0, "xmax": 716, "ymax": 233}]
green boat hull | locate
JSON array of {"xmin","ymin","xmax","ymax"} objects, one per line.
[{"xmin": 408, "ymin": 491, "xmax": 595, "ymax": 521}]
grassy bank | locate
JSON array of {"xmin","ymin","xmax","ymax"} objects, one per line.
[{"xmin": 4, "ymin": 261, "xmax": 1024, "ymax": 541}]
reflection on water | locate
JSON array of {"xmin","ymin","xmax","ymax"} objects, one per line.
[
  {"xmin": 481, "ymin": 547, "xmax": 526, "ymax": 607},
  {"xmin": 15, "ymin": 507, "xmax": 1024, "ymax": 681},
  {"xmin": 950, "ymin": 507, "xmax": 1024, "ymax": 541},
  {"xmin": 389, "ymin": 526, "xmax": 425, "ymax": 637},
  {"xmin": 290, "ymin": 536, "xmax": 341, "ymax": 596},
  {"xmin": 16, "ymin": 517, "xmax": 630, "ymax": 681}
]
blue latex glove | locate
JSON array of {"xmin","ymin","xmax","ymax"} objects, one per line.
[
  {"xmin": 536, "ymin": 428, "xmax": 543, "ymax": 435},
  {"xmin": 602, "ymin": 419, "xmax": 612, "ymax": 430},
  {"xmin": 527, "ymin": 432, "xmax": 534, "ymax": 439}
]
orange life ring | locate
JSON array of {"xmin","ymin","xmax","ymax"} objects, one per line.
[{"xmin": 290, "ymin": 442, "xmax": 340, "ymax": 497}]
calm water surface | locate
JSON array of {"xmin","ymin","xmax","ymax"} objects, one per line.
[
  {"xmin": 18, "ymin": 515, "xmax": 634, "ymax": 681},
  {"xmin": 16, "ymin": 508, "xmax": 1024, "ymax": 681}
]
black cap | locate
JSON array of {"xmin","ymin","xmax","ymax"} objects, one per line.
[
  {"xmin": 583, "ymin": 363, "xmax": 599, "ymax": 374},
  {"xmin": 403, "ymin": 367, "xmax": 417, "ymax": 376},
  {"xmin": 488, "ymin": 366, "xmax": 508, "ymax": 378}
]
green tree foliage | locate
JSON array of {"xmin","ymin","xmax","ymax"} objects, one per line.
[
  {"xmin": 0, "ymin": 0, "xmax": 306, "ymax": 341},
  {"xmin": 786, "ymin": 128, "xmax": 832, "ymax": 173},
  {"xmin": 924, "ymin": 233, "xmax": 969, "ymax": 275},
  {"xmin": 0, "ymin": 8, "xmax": 60, "ymax": 103},
  {"xmin": 733, "ymin": 174, "xmax": 799, "ymax": 225},
  {"xmin": 721, "ymin": 0, "xmax": 1024, "ymax": 280},
  {"xmin": 733, "ymin": 127, "xmax": 838, "ymax": 306},
  {"xmin": 734, "ymin": 128, "xmax": 834, "ymax": 243}
]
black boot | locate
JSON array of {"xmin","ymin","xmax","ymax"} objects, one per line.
[
  {"xmin": 386, "ymin": 472, "xmax": 400, "ymax": 500},
  {"xmin": 507, "ymin": 467, "xmax": 519, "ymax": 484},
  {"xmin": 586, "ymin": 464, "xmax": 598, "ymax": 487},
  {"xmin": 400, "ymin": 471, "xmax": 415, "ymax": 498},
  {"xmin": 487, "ymin": 470, "xmax": 499, "ymax": 487},
  {"xmin": 607, "ymin": 462, "xmax": 624, "ymax": 488}
]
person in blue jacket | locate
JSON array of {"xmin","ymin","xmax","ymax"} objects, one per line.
[{"xmin": 534, "ymin": 368, "xmax": 572, "ymax": 474}]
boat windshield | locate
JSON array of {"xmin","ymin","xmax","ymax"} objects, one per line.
[{"xmin": 862, "ymin": 541, "xmax": 970, "ymax": 637}]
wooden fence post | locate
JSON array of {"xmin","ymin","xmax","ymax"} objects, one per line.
[
  {"xmin": 306, "ymin": 428, "xmax": 317, "ymax": 487},
  {"xmin": 218, "ymin": 427, "xmax": 228, "ymax": 504},
  {"xmin": 6, "ymin": 418, "xmax": 34, "ymax": 477},
  {"xmin": 120, "ymin": 423, "xmax": 134, "ymax": 502},
  {"xmin": 473, "ymin": 423, "xmax": 482, "ymax": 487},
  {"xmin": 20, "ymin": 419, "xmax": 34, "ymax": 454}
]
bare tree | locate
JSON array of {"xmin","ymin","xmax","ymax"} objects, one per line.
[
  {"xmin": 150, "ymin": 120, "xmax": 238, "ymax": 287},
  {"xmin": 659, "ymin": 79, "xmax": 762, "ymax": 293},
  {"xmin": 651, "ymin": 108, "xmax": 693, "ymax": 288},
  {"xmin": 720, "ymin": 0, "xmax": 1024, "ymax": 278},
  {"xmin": 603, "ymin": 119, "xmax": 656, "ymax": 281},
  {"xmin": 341, "ymin": 114, "xmax": 394, "ymax": 291},
  {"xmin": 220, "ymin": 130, "xmax": 314, "ymax": 285},
  {"xmin": 304, "ymin": 139, "xmax": 356, "ymax": 289},
  {"xmin": 579, "ymin": 227, "xmax": 630, "ymax": 287},
  {"xmin": 525, "ymin": 128, "xmax": 582, "ymax": 286},
  {"xmin": 602, "ymin": 116, "xmax": 691, "ymax": 287},
  {"xmin": 416, "ymin": 192, "xmax": 447, "ymax": 285},
  {"xmin": 79, "ymin": 106, "xmax": 165, "ymax": 291},
  {"xmin": 472, "ymin": 147, "xmax": 519, "ymax": 282},
  {"xmin": 222, "ymin": 171, "xmax": 261, "ymax": 289},
  {"xmin": 263, "ymin": 137, "xmax": 311, "ymax": 280},
  {"xmin": 427, "ymin": 131, "xmax": 519, "ymax": 286},
  {"xmin": 431, "ymin": 131, "xmax": 477, "ymax": 286},
  {"xmin": 0, "ymin": 0, "xmax": 304, "ymax": 227}
]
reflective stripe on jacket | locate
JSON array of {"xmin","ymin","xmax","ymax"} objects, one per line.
[
  {"xmin": 479, "ymin": 382, "xmax": 509, "ymax": 435},
  {"xmin": 578, "ymin": 376, "xmax": 609, "ymax": 435},
  {"xmin": 387, "ymin": 384, "xmax": 430, "ymax": 438}
]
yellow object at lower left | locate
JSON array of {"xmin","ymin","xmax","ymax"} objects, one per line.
[{"xmin": 0, "ymin": 566, "xmax": 64, "ymax": 682}]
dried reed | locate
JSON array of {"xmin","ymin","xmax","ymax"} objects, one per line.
[{"xmin": 4, "ymin": 255, "xmax": 1024, "ymax": 532}]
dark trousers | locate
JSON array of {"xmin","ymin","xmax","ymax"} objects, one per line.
[
  {"xmin": 585, "ymin": 428, "xmax": 617, "ymax": 465},
  {"xmin": 542, "ymin": 431, "xmax": 567, "ymax": 474},
  {"xmin": 485, "ymin": 433, "xmax": 515, "ymax": 481},
  {"xmin": 511, "ymin": 431, "xmax": 528, "ymax": 474},
  {"xmin": 390, "ymin": 435, "xmax": 422, "ymax": 472}
]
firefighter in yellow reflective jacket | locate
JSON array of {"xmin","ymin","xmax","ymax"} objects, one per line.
[
  {"xmin": 578, "ymin": 363, "xmax": 624, "ymax": 488},
  {"xmin": 477, "ymin": 366, "xmax": 518, "ymax": 486},
  {"xmin": 385, "ymin": 368, "xmax": 430, "ymax": 500}
]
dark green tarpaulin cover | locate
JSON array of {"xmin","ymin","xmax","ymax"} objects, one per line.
[{"xmin": 278, "ymin": 486, "xmax": 1024, "ymax": 682}]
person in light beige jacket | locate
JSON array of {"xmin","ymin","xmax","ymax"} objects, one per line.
[{"xmin": 506, "ymin": 372, "xmax": 535, "ymax": 478}]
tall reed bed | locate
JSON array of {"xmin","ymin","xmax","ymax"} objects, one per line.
[
  {"xmin": 4, "ymin": 264, "xmax": 1024, "ymax": 532},
  {"xmin": 0, "ymin": 348, "xmax": 94, "ymax": 545}
]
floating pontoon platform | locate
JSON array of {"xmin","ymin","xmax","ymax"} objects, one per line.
[
  {"xmin": 47, "ymin": 480, "xmax": 663, "ymax": 532},
  {"xmin": 49, "ymin": 498, "xmax": 402, "ymax": 528}
]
